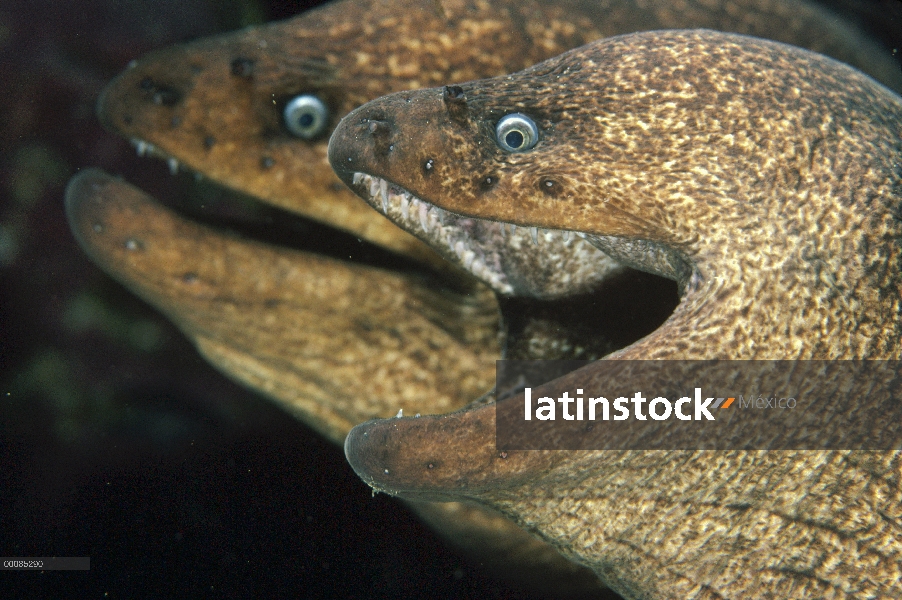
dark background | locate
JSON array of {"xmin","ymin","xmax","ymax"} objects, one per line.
[{"xmin": 1, "ymin": 1, "xmax": 900, "ymax": 599}]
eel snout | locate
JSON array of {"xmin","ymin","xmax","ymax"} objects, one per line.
[{"xmin": 344, "ymin": 402, "xmax": 559, "ymax": 502}]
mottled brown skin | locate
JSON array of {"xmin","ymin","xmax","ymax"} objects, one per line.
[
  {"xmin": 82, "ymin": 0, "xmax": 900, "ymax": 596},
  {"xmin": 64, "ymin": 170, "xmax": 499, "ymax": 441},
  {"xmin": 335, "ymin": 31, "xmax": 902, "ymax": 598},
  {"xmin": 64, "ymin": 170, "xmax": 617, "ymax": 597},
  {"xmin": 97, "ymin": 0, "xmax": 902, "ymax": 265}
]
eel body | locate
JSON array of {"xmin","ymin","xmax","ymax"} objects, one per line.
[
  {"xmin": 330, "ymin": 30, "xmax": 902, "ymax": 598},
  {"xmin": 65, "ymin": 171, "xmax": 612, "ymax": 597},
  {"xmin": 73, "ymin": 0, "xmax": 902, "ymax": 596}
]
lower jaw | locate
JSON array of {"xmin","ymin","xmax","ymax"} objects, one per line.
[{"xmin": 123, "ymin": 141, "xmax": 460, "ymax": 280}]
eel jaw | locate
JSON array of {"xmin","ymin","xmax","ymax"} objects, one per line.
[
  {"xmin": 350, "ymin": 172, "xmax": 624, "ymax": 299},
  {"xmin": 130, "ymin": 137, "xmax": 187, "ymax": 176}
]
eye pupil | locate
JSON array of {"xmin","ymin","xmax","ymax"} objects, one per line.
[
  {"xmin": 283, "ymin": 94, "xmax": 329, "ymax": 140},
  {"xmin": 505, "ymin": 130, "xmax": 524, "ymax": 149},
  {"xmin": 495, "ymin": 113, "xmax": 539, "ymax": 152}
]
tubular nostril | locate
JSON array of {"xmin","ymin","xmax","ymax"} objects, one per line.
[
  {"xmin": 365, "ymin": 119, "xmax": 395, "ymax": 157},
  {"xmin": 138, "ymin": 76, "xmax": 181, "ymax": 106},
  {"xmin": 367, "ymin": 120, "xmax": 391, "ymax": 136},
  {"xmin": 442, "ymin": 85, "xmax": 467, "ymax": 123}
]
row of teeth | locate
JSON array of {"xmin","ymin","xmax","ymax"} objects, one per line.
[
  {"xmin": 353, "ymin": 172, "xmax": 601, "ymax": 296},
  {"xmin": 353, "ymin": 172, "xmax": 585, "ymax": 248},
  {"xmin": 132, "ymin": 138, "xmax": 201, "ymax": 180},
  {"xmin": 355, "ymin": 171, "xmax": 444, "ymax": 232},
  {"xmin": 354, "ymin": 172, "xmax": 515, "ymax": 291}
]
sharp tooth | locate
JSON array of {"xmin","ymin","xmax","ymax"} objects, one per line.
[
  {"xmin": 562, "ymin": 231, "xmax": 570, "ymax": 242},
  {"xmin": 168, "ymin": 157, "xmax": 179, "ymax": 175},
  {"xmin": 381, "ymin": 192, "xmax": 390, "ymax": 213},
  {"xmin": 509, "ymin": 223, "xmax": 517, "ymax": 235},
  {"xmin": 576, "ymin": 232, "xmax": 586, "ymax": 239},
  {"xmin": 531, "ymin": 227, "xmax": 538, "ymax": 244},
  {"xmin": 471, "ymin": 259, "xmax": 484, "ymax": 278},
  {"xmin": 462, "ymin": 250, "xmax": 475, "ymax": 269},
  {"xmin": 369, "ymin": 178, "xmax": 380, "ymax": 198},
  {"xmin": 418, "ymin": 203, "xmax": 430, "ymax": 232},
  {"xmin": 435, "ymin": 206, "xmax": 446, "ymax": 226},
  {"xmin": 379, "ymin": 179, "xmax": 389, "ymax": 203},
  {"xmin": 454, "ymin": 241, "xmax": 466, "ymax": 260},
  {"xmin": 400, "ymin": 193, "xmax": 410, "ymax": 219},
  {"xmin": 352, "ymin": 172, "xmax": 364, "ymax": 185}
]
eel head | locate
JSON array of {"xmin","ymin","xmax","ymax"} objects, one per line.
[{"xmin": 332, "ymin": 29, "xmax": 902, "ymax": 597}]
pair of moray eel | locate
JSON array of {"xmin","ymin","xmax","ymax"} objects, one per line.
[{"xmin": 65, "ymin": 0, "xmax": 902, "ymax": 597}]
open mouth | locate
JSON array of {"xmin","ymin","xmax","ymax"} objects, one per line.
[
  {"xmin": 115, "ymin": 139, "xmax": 461, "ymax": 282},
  {"xmin": 350, "ymin": 172, "xmax": 627, "ymax": 299}
]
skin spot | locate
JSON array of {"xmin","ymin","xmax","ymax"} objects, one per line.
[
  {"xmin": 478, "ymin": 174, "xmax": 499, "ymax": 191},
  {"xmin": 124, "ymin": 238, "xmax": 144, "ymax": 252},
  {"xmin": 230, "ymin": 56, "xmax": 255, "ymax": 78},
  {"xmin": 260, "ymin": 156, "xmax": 275, "ymax": 169},
  {"xmin": 539, "ymin": 178, "xmax": 563, "ymax": 197},
  {"xmin": 203, "ymin": 136, "xmax": 216, "ymax": 149}
]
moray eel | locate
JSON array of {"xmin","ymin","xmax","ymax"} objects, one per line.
[
  {"xmin": 73, "ymin": 0, "xmax": 900, "ymax": 596},
  {"xmin": 95, "ymin": 0, "xmax": 901, "ymax": 266},
  {"xmin": 331, "ymin": 30, "xmax": 902, "ymax": 598}
]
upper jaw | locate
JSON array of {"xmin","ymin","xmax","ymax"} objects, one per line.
[
  {"xmin": 352, "ymin": 171, "xmax": 515, "ymax": 293},
  {"xmin": 347, "ymin": 171, "xmax": 626, "ymax": 299}
]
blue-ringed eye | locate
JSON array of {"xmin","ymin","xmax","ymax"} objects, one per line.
[
  {"xmin": 283, "ymin": 94, "xmax": 329, "ymax": 139},
  {"xmin": 495, "ymin": 113, "xmax": 539, "ymax": 152}
]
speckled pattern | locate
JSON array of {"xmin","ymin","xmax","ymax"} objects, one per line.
[
  {"xmin": 82, "ymin": 2, "xmax": 902, "ymax": 596},
  {"xmin": 337, "ymin": 31, "xmax": 902, "ymax": 598},
  {"xmin": 332, "ymin": 30, "xmax": 902, "ymax": 360},
  {"xmin": 97, "ymin": 0, "xmax": 902, "ymax": 264}
]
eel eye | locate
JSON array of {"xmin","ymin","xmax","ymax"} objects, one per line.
[
  {"xmin": 495, "ymin": 113, "xmax": 539, "ymax": 152},
  {"xmin": 283, "ymin": 94, "xmax": 329, "ymax": 139}
]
